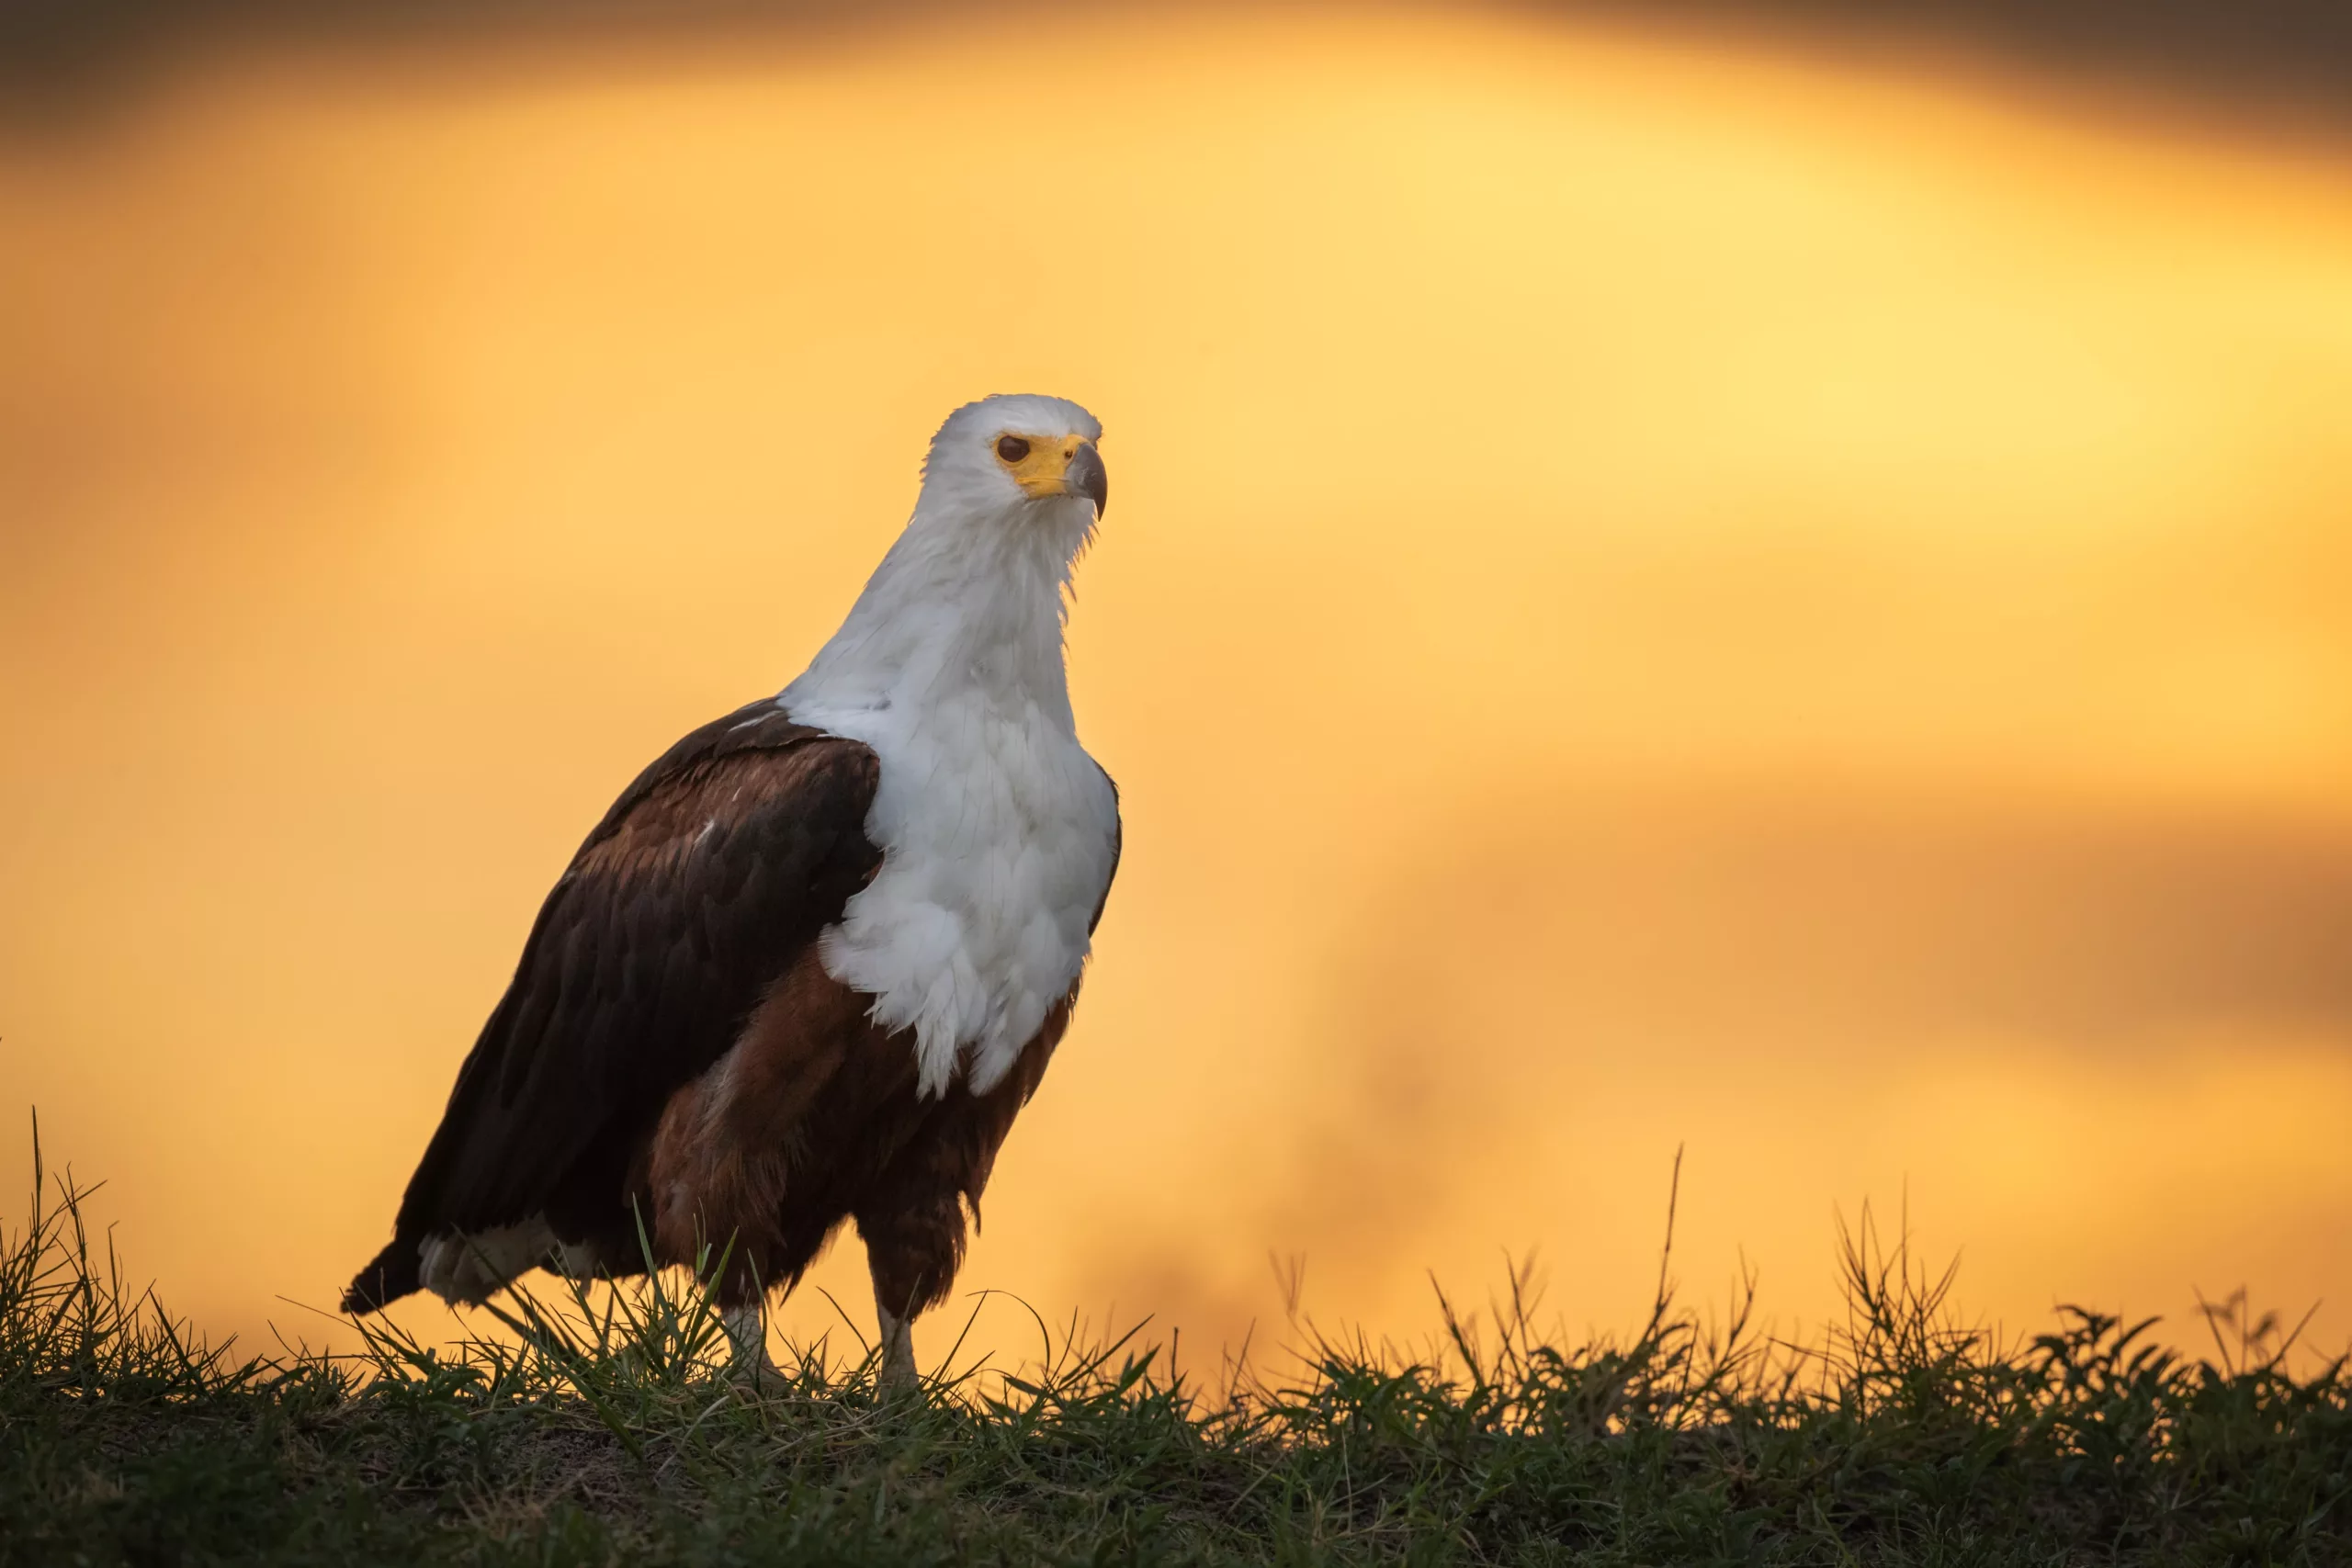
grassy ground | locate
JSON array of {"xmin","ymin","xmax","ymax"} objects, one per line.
[{"xmin": 5, "ymin": 1140, "xmax": 2347, "ymax": 1566}]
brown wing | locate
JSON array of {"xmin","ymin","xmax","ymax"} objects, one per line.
[{"xmin": 343, "ymin": 700, "xmax": 881, "ymax": 1312}]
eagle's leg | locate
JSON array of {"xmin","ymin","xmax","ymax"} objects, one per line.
[
  {"xmin": 856, "ymin": 1190, "xmax": 964, "ymax": 1397},
  {"xmin": 851, "ymin": 1025, "xmax": 1067, "ymax": 1398},
  {"xmin": 873, "ymin": 1293, "xmax": 919, "ymax": 1395},
  {"xmin": 722, "ymin": 1299, "xmax": 778, "ymax": 1384}
]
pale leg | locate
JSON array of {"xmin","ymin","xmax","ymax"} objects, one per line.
[
  {"xmin": 724, "ymin": 1300, "xmax": 775, "ymax": 1383},
  {"xmin": 874, "ymin": 1295, "xmax": 920, "ymax": 1395}
]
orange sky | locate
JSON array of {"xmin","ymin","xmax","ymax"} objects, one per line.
[{"xmin": 4, "ymin": 5, "xmax": 2350, "ymax": 1373}]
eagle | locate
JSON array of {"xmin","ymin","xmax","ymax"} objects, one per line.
[{"xmin": 343, "ymin": 394, "xmax": 1121, "ymax": 1390}]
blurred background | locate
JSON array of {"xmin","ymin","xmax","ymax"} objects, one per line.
[{"xmin": 4, "ymin": 1, "xmax": 2349, "ymax": 1371}]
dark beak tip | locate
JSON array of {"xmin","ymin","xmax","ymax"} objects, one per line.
[{"xmin": 1070, "ymin": 444, "xmax": 1108, "ymax": 517}]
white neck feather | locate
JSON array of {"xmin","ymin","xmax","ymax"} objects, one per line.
[{"xmin": 782, "ymin": 494, "xmax": 1091, "ymax": 730}]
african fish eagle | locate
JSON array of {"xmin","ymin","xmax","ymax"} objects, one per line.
[{"xmin": 344, "ymin": 394, "xmax": 1120, "ymax": 1389}]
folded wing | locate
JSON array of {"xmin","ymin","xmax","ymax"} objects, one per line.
[{"xmin": 343, "ymin": 701, "xmax": 881, "ymax": 1312}]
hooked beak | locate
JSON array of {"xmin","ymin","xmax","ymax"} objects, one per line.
[{"xmin": 1065, "ymin": 441, "xmax": 1108, "ymax": 519}]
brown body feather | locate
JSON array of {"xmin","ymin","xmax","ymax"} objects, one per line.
[{"xmin": 641, "ymin": 948, "xmax": 1072, "ymax": 1312}]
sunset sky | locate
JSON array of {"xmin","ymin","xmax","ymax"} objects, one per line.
[{"xmin": 4, "ymin": 4, "xmax": 2350, "ymax": 1372}]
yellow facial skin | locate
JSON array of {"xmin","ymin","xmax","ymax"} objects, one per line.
[{"xmin": 996, "ymin": 434, "xmax": 1086, "ymax": 498}]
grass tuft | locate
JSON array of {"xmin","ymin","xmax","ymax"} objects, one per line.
[{"xmin": 4, "ymin": 1122, "xmax": 2346, "ymax": 1565}]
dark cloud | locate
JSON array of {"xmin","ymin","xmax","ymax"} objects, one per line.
[
  {"xmin": 8, "ymin": 0, "xmax": 2352, "ymax": 126},
  {"xmin": 1589, "ymin": 0, "xmax": 2352, "ymax": 119}
]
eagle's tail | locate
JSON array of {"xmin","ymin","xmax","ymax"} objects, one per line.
[{"xmin": 341, "ymin": 1236, "xmax": 421, "ymax": 1314}]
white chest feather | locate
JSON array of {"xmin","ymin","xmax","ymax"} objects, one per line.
[
  {"xmin": 791, "ymin": 695, "xmax": 1116, "ymax": 1097},
  {"xmin": 777, "ymin": 475, "xmax": 1117, "ymax": 1099}
]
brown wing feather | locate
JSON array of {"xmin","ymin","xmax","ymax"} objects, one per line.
[{"xmin": 343, "ymin": 700, "xmax": 881, "ymax": 1312}]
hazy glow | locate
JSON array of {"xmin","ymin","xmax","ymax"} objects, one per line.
[{"xmin": 4, "ymin": 6, "xmax": 2350, "ymax": 1366}]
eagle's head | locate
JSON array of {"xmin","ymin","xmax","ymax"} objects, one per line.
[
  {"xmin": 781, "ymin": 394, "xmax": 1111, "ymax": 733},
  {"xmin": 918, "ymin": 393, "xmax": 1107, "ymax": 555}
]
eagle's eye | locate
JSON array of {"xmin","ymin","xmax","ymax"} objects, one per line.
[{"xmin": 995, "ymin": 435, "xmax": 1032, "ymax": 464}]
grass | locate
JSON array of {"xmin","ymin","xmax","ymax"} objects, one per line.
[{"xmin": 4, "ymin": 1133, "xmax": 2348, "ymax": 1567}]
